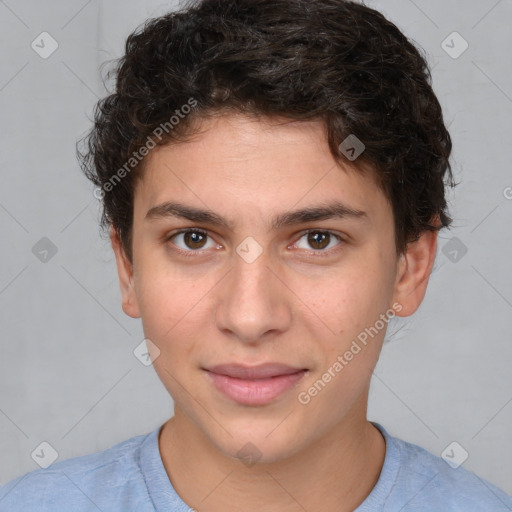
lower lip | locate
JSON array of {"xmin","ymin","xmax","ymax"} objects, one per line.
[{"xmin": 205, "ymin": 370, "xmax": 307, "ymax": 406}]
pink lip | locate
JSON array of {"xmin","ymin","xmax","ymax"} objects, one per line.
[{"xmin": 204, "ymin": 363, "xmax": 308, "ymax": 406}]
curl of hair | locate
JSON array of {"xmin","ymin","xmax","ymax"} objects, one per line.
[{"xmin": 78, "ymin": 0, "xmax": 455, "ymax": 262}]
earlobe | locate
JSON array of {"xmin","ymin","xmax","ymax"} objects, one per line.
[
  {"xmin": 110, "ymin": 226, "xmax": 141, "ymax": 319},
  {"xmin": 392, "ymin": 228, "xmax": 439, "ymax": 317}
]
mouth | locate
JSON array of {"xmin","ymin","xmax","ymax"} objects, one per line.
[{"xmin": 203, "ymin": 363, "xmax": 308, "ymax": 406}]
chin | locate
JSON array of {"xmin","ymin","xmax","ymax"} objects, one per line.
[{"xmin": 205, "ymin": 418, "xmax": 309, "ymax": 466}]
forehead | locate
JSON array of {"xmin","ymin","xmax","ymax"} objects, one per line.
[{"xmin": 135, "ymin": 114, "xmax": 390, "ymax": 226}]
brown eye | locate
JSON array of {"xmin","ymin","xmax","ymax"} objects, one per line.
[
  {"xmin": 168, "ymin": 229, "xmax": 216, "ymax": 252},
  {"xmin": 183, "ymin": 231, "xmax": 207, "ymax": 249},
  {"xmin": 307, "ymin": 231, "xmax": 330, "ymax": 250},
  {"xmin": 294, "ymin": 230, "xmax": 343, "ymax": 253}
]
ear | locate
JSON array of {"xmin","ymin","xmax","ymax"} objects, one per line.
[
  {"xmin": 392, "ymin": 223, "xmax": 439, "ymax": 317},
  {"xmin": 110, "ymin": 226, "xmax": 141, "ymax": 319}
]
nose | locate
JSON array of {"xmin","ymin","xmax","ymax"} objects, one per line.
[{"xmin": 214, "ymin": 248, "xmax": 293, "ymax": 344}]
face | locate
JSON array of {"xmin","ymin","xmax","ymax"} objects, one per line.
[{"xmin": 112, "ymin": 113, "xmax": 437, "ymax": 463}]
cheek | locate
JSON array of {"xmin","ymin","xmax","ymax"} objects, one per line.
[
  {"xmin": 295, "ymin": 262, "xmax": 393, "ymax": 335},
  {"xmin": 135, "ymin": 255, "xmax": 207, "ymax": 330},
  {"xmin": 294, "ymin": 269, "xmax": 391, "ymax": 420},
  {"xmin": 292, "ymin": 259, "xmax": 397, "ymax": 391},
  {"xmin": 134, "ymin": 260, "xmax": 226, "ymax": 374},
  {"xmin": 136, "ymin": 269, "xmax": 205, "ymax": 397}
]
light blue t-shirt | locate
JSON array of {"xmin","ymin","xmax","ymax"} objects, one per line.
[{"xmin": 1, "ymin": 423, "xmax": 511, "ymax": 511}]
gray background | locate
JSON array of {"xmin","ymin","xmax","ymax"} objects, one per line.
[{"xmin": 1, "ymin": 0, "xmax": 511, "ymax": 496}]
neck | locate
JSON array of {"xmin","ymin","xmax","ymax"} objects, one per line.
[{"xmin": 158, "ymin": 407, "xmax": 386, "ymax": 512}]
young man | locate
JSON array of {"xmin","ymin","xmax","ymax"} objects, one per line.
[{"xmin": 1, "ymin": 0, "xmax": 511, "ymax": 510}]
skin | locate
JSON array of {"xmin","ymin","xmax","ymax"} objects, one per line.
[{"xmin": 110, "ymin": 113, "xmax": 438, "ymax": 512}]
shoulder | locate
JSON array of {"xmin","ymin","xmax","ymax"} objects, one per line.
[
  {"xmin": 385, "ymin": 432, "xmax": 512, "ymax": 511},
  {"xmin": 0, "ymin": 432, "xmax": 152, "ymax": 512}
]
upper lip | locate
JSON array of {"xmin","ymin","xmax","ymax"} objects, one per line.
[{"xmin": 204, "ymin": 363, "xmax": 307, "ymax": 379}]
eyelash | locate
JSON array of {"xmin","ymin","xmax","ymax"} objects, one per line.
[{"xmin": 165, "ymin": 228, "xmax": 345, "ymax": 258}]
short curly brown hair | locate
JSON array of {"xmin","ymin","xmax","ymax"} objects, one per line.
[{"xmin": 78, "ymin": 0, "xmax": 455, "ymax": 263}]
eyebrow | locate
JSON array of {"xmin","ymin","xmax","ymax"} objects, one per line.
[{"xmin": 145, "ymin": 200, "xmax": 368, "ymax": 231}]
